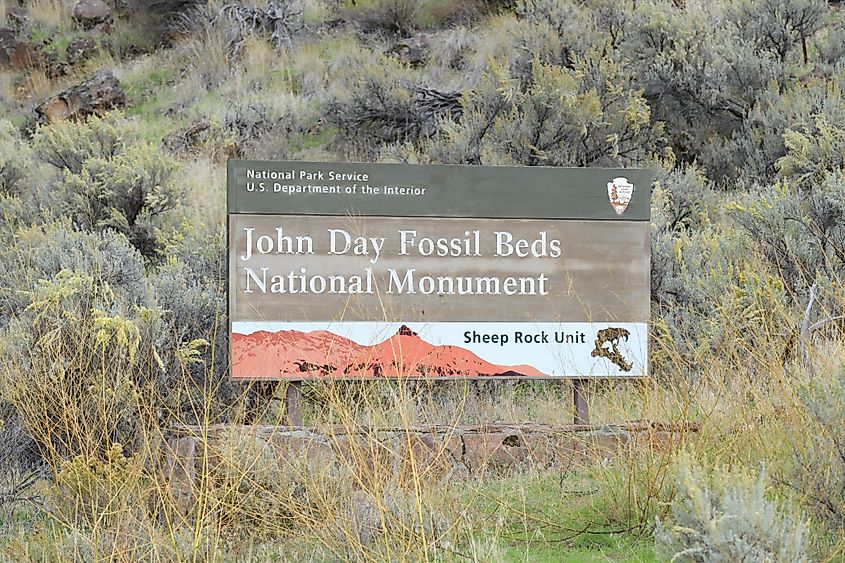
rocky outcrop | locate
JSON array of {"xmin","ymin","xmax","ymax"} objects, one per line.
[
  {"xmin": 0, "ymin": 28, "xmax": 38, "ymax": 70},
  {"xmin": 35, "ymin": 69, "xmax": 126, "ymax": 124},
  {"xmin": 72, "ymin": 0, "xmax": 113, "ymax": 29},
  {"xmin": 161, "ymin": 120, "xmax": 210, "ymax": 154},
  {"xmin": 388, "ymin": 35, "xmax": 429, "ymax": 67},
  {"xmin": 66, "ymin": 37, "xmax": 98, "ymax": 66}
]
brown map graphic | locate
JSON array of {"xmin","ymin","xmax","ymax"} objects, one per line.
[
  {"xmin": 590, "ymin": 327, "xmax": 633, "ymax": 371},
  {"xmin": 232, "ymin": 325, "xmax": 546, "ymax": 379}
]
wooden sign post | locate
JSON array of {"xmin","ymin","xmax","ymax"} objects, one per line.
[
  {"xmin": 285, "ymin": 381, "xmax": 302, "ymax": 426},
  {"xmin": 227, "ymin": 161, "xmax": 652, "ymax": 424},
  {"xmin": 573, "ymin": 379, "xmax": 589, "ymax": 425}
]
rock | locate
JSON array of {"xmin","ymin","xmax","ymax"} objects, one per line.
[
  {"xmin": 46, "ymin": 58, "xmax": 70, "ymax": 79},
  {"xmin": 462, "ymin": 431, "xmax": 529, "ymax": 473},
  {"xmin": 393, "ymin": 433, "xmax": 456, "ymax": 484},
  {"xmin": 35, "ymin": 69, "xmax": 126, "ymax": 124},
  {"xmin": 584, "ymin": 426, "xmax": 631, "ymax": 460},
  {"xmin": 332, "ymin": 434, "xmax": 396, "ymax": 489},
  {"xmin": 0, "ymin": 28, "xmax": 38, "ymax": 70},
  {"xmin": 161, "ymin": 120, "xmax": 210, "ymax": 154},
  {"xmin": 267, "ymin": 431, "xmax": 335, "ymax": 473},
  {"xmin": 388, "ymin": 35, "xmax": 429, "ymax": 67},
  {"xmin": 6, "ymin": 6, "xmax": 28, "ymax": 30},
  {"xmin": 72, "ymin": 0, "xmax": 113, "ymax": 30},
  {"xmin": 66, "ymin": 37, "xmax": 97, "ymax": 66}
]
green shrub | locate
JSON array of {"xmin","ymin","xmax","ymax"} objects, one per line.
[
  {"xmin": 55, "ymin": 444, "xmax": 146, "ymax": 530},
  {"xmin": 623, "ymin": 2, "xmax": 782, "ymax": 176},
  {"xmin": 147, "ymin": 225, "xmax": 247, "ymax": 421},
  {"xmin": 791, "ymin": 364, "xmax": 845, "ymax": 534},
  {"xmin": 711, "ymin": 71, "xmax": 845, "ymax": 186},
  {"xmin": 0, "ymin": 121, "xmax": 32, "ymax": 198},
  {"xmin": 323, "ymin": 47, "xmax": 438, "ymax": 158},
  {"xmin": 60, "ymin": 140, "xmax": 183, "ymax": 258},
  {"xmin": 33, "ymin": 113, "xmax": 185, "ymax": 258},
  {"xmin": 2, "ymin": 268, "xmax": 163, "ymax": 465},
  {"xmin": 417, "ymin": 49, "xmax": 664, "ymax": 166},
  {"xmin": 0, "ymin": 120, "xmax": 41, "ymax": 237},
  {"xmin": 728, "ymin": 173, "xmax": 845, "ymax": 298},
  {"xmin": 0, "ymin": 222, "xmax": 147, "ymax": 327},
  {"xmin": 32, "ymin": 113, "xmax": 124, "ymax": 176},
  {"xmin": 655, "ymin": 453, "xmax": 808, "ymax": 563},
  {"xmin": 727, "ymin": 0, "xmax": 827, "ymax": 65}
]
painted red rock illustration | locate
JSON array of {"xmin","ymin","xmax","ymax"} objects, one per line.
[{"xmin": 232, "ymin": 325, "xmax": 546, "ymax": 378}]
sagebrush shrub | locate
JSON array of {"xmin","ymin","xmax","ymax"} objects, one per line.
[
  {"xmin": 728, "ymin": 0, "xmax": 826, "ymax": 65},
  {"xmin": 623, "ymin": 2, "xmax": 782, "ymax": 175},
  {"xmin": 60, "ymin": 140, "xmax": 184, "ymax": 258},
  {"xmin": 33, "ymin": 113, "xmax": 185, "ymax": 258},
  {"xmin": 713, "ymin": 71, "xmax": 845, "ymax": 186},
  {"xmin": 419, "ymin": 49, "xmax": 664, "ymax": 166},
  {"xmin": 791, "ymin": 364, "xmax": 845, "ymax": 533},
  {"xmin": 655, "ymin": 453, "xmax": 807, "ymax": 563},
  {"xmin": 323, "ymin": 47, "xmax": 434, "ymax": 158},
  {"xmin": 0, "ymin": 221, "xmax": 147, "ymax": 326},
  {"xmin": 0, "ymin": 120, "xmax": 32, "ymax": 197},
  {"xmin": 340, "ymin": 0, "xmax": 421, "ymax": 36},
  {"xmin": 728, "ymin": 173, "xmax": 845, "ymax": 299},
  {"xmin": 33, "ymin": 113, "xmax": 124, "ymax": 175},
  {"xmin": 2, "ymin": 268, "xmax": 162, "ymax": 464}
]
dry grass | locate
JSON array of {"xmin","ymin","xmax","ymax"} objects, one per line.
[
  {"xmin": 14, "ymin": 68, "xmax": 53, "ymax": 102},
  {"xmin": 0, "ymin": 71, "xmax": 14, "ymax": 107},
  {"xmin": 26, "ymin": 0, "xmax": 73, "ymax": 32},
  {"xmin": 2, "ymin": 287, "xmax": 838, "ymax": 560},
  {"xmin": 184, "ymin": 9, "xmax": 235, "ymax": 89}
]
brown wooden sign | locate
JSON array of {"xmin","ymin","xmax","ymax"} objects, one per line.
[{"xmin": 228, "ymin": 160, "xmax": 653, "ymax": 380}]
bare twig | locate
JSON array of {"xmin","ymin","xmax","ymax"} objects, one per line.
[{"xmin": 214, "ymin": 1, "xmax": 304, "ymax": 62}]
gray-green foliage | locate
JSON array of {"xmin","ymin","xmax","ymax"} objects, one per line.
[
  {"xmin": 0, "ymin": 121, "xmax": 32, "ymax": 198},
  {"xmin": 728, "ymin": 0, "xmax": 827, "ymax": 65},
  {"xmin": 623, "ymin": 2, "xmax": 782, "ymax": 177},
  {"xmin": 0, "ymin": 114, "xmax": 240, "ymax": 469},
  {"xmin": 792, "ymin": 364, "xmax": 845, "ymax": 532},
  {"xmin": 648, "ymin": 165, "xmax": 781, "ymax": 366},
  {"xmin": 729, "ymin": 172, "xmax": 845, "ymax": 298},
  {"xmin": 0, "ymin": 121, "xmax": 40, "ymax": 240},
  {"xmin": 714, "ymin": 71, "xmax": 845, "ymax": 185},
  {"xmin": 33, "ymin": 113, "xmax": 184, "ymax": 258},
  {"xmin": 33, "ymin": 113, "xmax": 124, "ymax": 175},
  {"xmin": 412, "ymin": 50, "xmax": 663, "ymax": 166},
  {"xmin": 323, "ymin": 47, "xmax": 436, "ymax": 157},
  {"xmin": 655, "ymin": 454, "xmax": 807, "ymax": 563},
  {"xmin": 147, "ymin": 224, "xmax": 246, "ymax": 420},
  {"xmin": 61, "ymin": 141, "xmax": 182, "ymax": 257},
  {"xmin": 3, "ymin": 267, "xmax": 161, "ymax": 461},
  {"xmin": 0, "ymin": 221, "xmax": 147, "ymax": 328}
]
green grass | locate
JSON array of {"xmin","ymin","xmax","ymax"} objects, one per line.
[
  {"xmin": 452, "ymin": 469, "xmax": 660, "ymax": 562},
  {"xmin": 39, "ymin": 31, "xmax": 87, "ymax": 58},
  {"xmin": 500, "ymin": 539, "xmax": 656, "ymax": 562},
  {"xmin": 287, "ymin": 126, "xmax": 337, "ymax": 154},
  {"xmin": 122, "ymin": 65, "xmax": 192, "ymax": 142},
  {"xmin": 124, "ymin": 67, "xmax": 174, "ymax": 110}
]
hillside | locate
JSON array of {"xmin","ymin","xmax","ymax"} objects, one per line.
[{"xmin": 1, "ymin": 0, "xmax": 844, "ymax": 560}]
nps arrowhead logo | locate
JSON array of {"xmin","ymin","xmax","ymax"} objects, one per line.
[{"xmin": 607, "ymin": 177, "xmax": 634, "ymax": 216}]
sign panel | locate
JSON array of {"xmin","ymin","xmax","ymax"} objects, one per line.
[{"xmin": 228, "ymin": 160, "xmax": 653, "ymax": 380}]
